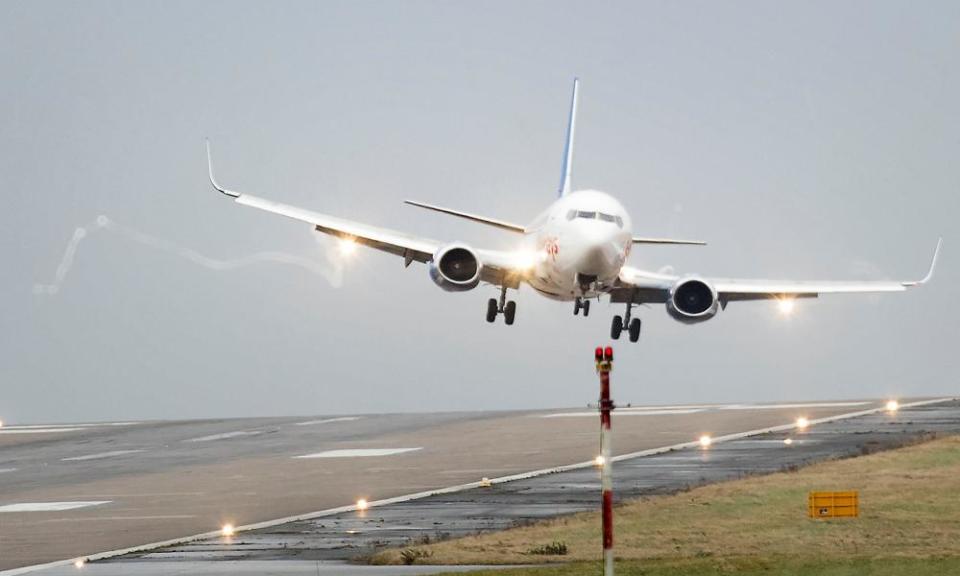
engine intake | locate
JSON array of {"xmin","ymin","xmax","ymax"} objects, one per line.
[
  {"xmin": 667, "ymin": 277, "xmax": 719, "ymax": 323},
  {"xmin": 429, "ymin": 244, "xmax": 482, "ymax": 291}
]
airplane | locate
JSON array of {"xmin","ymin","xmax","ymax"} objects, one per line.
[{"xmin": 206, "ymin": 79, "xmax": 940, "ymax": 343}]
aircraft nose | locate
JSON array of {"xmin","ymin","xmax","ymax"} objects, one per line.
[{"xmin": 575, "ymin": 230, "xmax": 624, "ymax": 276}]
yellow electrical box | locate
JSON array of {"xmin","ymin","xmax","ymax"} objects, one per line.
[{"xmin": 808, "ymin": 491, "xmax": 859, "ymax": 518}]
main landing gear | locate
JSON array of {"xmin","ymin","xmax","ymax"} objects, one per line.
[
  {"xmin": 573, "ymin": 297, "xmax": 591, "ymax": 317},
  {"xmin": 611, "ymin": 302, "xmax": 641, "ymax": 343},
  {"xmin": 486, "ymin": 285, "xmax": 517, "ymax": 325}
]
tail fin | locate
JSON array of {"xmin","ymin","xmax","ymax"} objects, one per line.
[{"xmin": 557, "ymin": 78, "xmax": 579, "ymax": 197}]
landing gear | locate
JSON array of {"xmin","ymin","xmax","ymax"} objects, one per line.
[
  {"xmin": 611, "ymin": 302, "xmax": 642, "ymax": 343},
  {"xmin": 487, "ymin": 285, "xmax": 517, "ymax": 325},
  {"xmin": 573, "ymin": 297, "xmax": 591, "ymax": 317}
]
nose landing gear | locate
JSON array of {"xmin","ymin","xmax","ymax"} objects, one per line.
[
  {"xmin": 486, "ymin": 285, "xmax": 517, "ymax": 325},
  {"xmin": 573, "ymin": 297, "xmax": 591, "ymax": 316},
  {"xmin": 611, "ymin": 303, "xmax": 641, "ymax": 342}
]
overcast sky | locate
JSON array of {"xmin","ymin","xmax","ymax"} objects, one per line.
[{"xmin": 2, "ymin": 1, "xmax": 957, "ymax": 424}]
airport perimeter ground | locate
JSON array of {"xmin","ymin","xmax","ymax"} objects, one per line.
[
  {"xmin": 3, "ymin": 398, "xmax": 959, "ymax": 575},
  {"xmin": 379, "ymin": 434, "xmax": 960, "ymax": 575}
]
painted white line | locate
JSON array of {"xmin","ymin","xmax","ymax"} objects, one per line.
[
  {"xmin": 293, "ymin": 417, "xmax": 361, "ymax": 426},
  {"xmin": 294, "ymin": 448, "xmax": 422, "ymax": 459},
  {"xmin": 1, "ymin": 397, "xmax": 953, "ymax": 576},
  {"xmin": 0, "ymin": 428, "xmax": 84, "ymax": 435},
  {"xmin": 719, "ymin": 402, "xmax": 870, "ymax": 410},
  {"xmin": 0, "ymin": 468, "xmax": 17, "ymax": 474},
  {"xmin": 0, "ymin": 422, "xmax": 138, "ymax": 430},
  {"xmin": 61, "ymin": 450, "xmax": 144, "ymax": 462},
  {"xmin": 183, "ymin": 431, "xmax": 263, "ymax": 443},
  {"xmin": 40, "ymin": 515, "xmax": 197, "ymax": 522},
  {"xmin": 0, "ymin": 501, "xmax": 111, "ymax": 513},
  {"xmin": 543, "ymin": 409, "xmax": 703, "ymax": 418}
]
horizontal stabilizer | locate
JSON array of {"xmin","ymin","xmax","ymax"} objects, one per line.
[
  {"xmin": 404, "ymin": 200, "xmax": 525, "ymax": 233},
  {"xmin": 632, "ymin": 236, "xmax": 707, "ymax": 246}
]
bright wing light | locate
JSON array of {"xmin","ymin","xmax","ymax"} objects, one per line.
[
  {"xmin": 886, "ymin": 400, "xmax": 899, "ymax": 412},
  {"xmin": 594, "ymin": 455, "xmax": 605, "ymax": 467},
  {"xmin": 338, "ymin": 238, "xmax": 358, "ymax": 257},
  {"xmin": 699, "ymin": 435, "xmax": 712, "ymax": 449},
  {"xmin": 221, "ymin": 523, "xmax": 235, "ymax": 537},
  {"xmin": 512, "ymin": 249, "xmax": 545, "ymax": 271},
  {"xmin": 777, "ymin": 298, "xmax": 795, "ymax": 315},
  {"xmin": 796, "ymin": 417, "xmax": 809, "ymax": 430},
  {"xmin": 356, "ymin": 498, "xmax": 369, "ymax": 511}
]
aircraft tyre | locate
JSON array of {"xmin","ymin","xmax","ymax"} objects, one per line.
[
  {"xmin": 486, "ymin": 298, "xmax": 498, "ymax": 323},
  {"xmin": 504, "ymin": 301, "xmax": 517, "ymax": 325},
  {"xmin": 611, "ymin": 315, "xmax": 623, "ymax": 339},
  {"xmin": 628, "ymin": 318, "xmax": 641, "ymax": 342}
]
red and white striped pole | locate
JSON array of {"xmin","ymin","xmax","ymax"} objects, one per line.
[{"xmin": 595, "ymin": 346, "xmax": 615, "ymax": 576}]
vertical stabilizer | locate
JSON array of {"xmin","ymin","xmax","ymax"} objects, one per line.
[{"xmin": 557, "ymin": 78, "xmax": 579, "ymax": 197}]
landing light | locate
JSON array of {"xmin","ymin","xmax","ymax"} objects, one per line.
[
  {"xmin": 886, "ymin": 400, "xmax": 899, "ymax": 413},
  {"xmin": 699, "ymin": 435, "xmax": 712, "ymax": 449},
  {"xmin": 513, "ymin": 249, "xmax": 544, "ymax": 270},
  {"xmin": 784, "ymin": 438, "xmax": 794, "ymax": 446},
  {"xmin": 356, "ymin": 498, "xmax": 369, "ymax": 511},
  {"xmin": 796, "ymin": 417, "xmax": 810, "ymax": 430},
  {"xmin": 594, "ymin": 455, "xmax": 605, "ymax": 467},
  {"xmin": 777, "ymin": 298, "xmax": 795, "ymax": 315},
  {"xmin": 338, "ymin": 237, "xmax": 358, "ymax": 257},
  {"xmin": 0, "ymin": 419, "xmax": 4, "ymax": 428},
  {"xmin": 73, "ymin": 558, "xmax": 86, "ymax": 569},
  {"xmin": 221, "ymin": 523, "xmax": 235, "ymax": 537}
]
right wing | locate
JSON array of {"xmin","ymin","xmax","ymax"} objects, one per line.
[
  {"xmin": 612, "ymin": 240, "xmax": 941, "ymax": 304},
  {"xmin": 404, "ymin": 200, "xmax": 526, "ymax": 233},
  {"xmin": 206, "ymin": 141, "xmax": 531, "ymax": 285}
]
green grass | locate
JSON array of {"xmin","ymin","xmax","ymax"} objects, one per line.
[
  {"xmin": 369, "ymin": 435, "xmax": 960, "ymax": 571},
  {"xmin": 459, "ymin": 556, "xmax": 960, "ymax": 576}
]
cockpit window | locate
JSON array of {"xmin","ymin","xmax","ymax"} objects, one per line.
[{"xmin": 567, "ymin": 209, "xmax": 623, "ymax": 228}]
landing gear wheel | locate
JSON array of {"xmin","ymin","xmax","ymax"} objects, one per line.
[
  {"xmin": 573, "ymin": 298, "xmax": 582, "ymax": 316},
  {"xmin": 582, "ymin": 300, "xmax": 591, "ymax": 317},
  {"xmin": 628, "ymin": 318, "xmax": 642, "ymax": 342},
  {"xmin": 486, "ymin": 298, "xmax": 498, "ymax": 323},
  {"xmin": 611, "ymin": 315, "xmax": 623, "ymax": 339},
  {"xmin": 504, "ymin": 301, "xmax": 517, "ymax": 325}
]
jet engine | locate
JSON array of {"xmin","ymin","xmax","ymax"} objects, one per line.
[
  {"xmin": 666, "ymin": 277, "xmax": 719, "ymax": 323},
  {"xmin": 429, "ymin": 244, "xmax": 482, "ymax": 291}
]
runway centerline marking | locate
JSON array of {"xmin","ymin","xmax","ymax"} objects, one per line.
[
  {"xmin": 293, "ymin": 417, "xmax": 361, "ymax": 426},
  {"xmin": 0, "ymin": 501, "xmax": 111, "ymax": 513},
  {"xmin": 183, "ymin": 431, "xmax": 263, "ymax": 443},
  {"xmin": 0, "ymin": 468, "xmax": 17, "ymax": 474},
  {"xmin": 61, "ymin": 450, "xmax": 144, "ymax": 462},
  {"xmin": 294, "ymin": 448, "xmax": 422, "ymax": 459}
]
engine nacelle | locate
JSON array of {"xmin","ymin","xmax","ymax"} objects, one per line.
[
  {"xmin": 429, "ymin": 244, "xmax": 482, "ymax": 292},
  {"xmin": 666, "ymin": 277, "xmax": 719, "ymax": 324}
]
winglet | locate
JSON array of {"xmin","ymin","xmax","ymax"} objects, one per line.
[
  {"xmin": 557, "ymin": 78, "xmax": 579, "ymax": 197},
  {"xmin": 205, "ymin": 139, "xmax": 240, "ymax": 198},
  {"xmin": 903, "ymin": 237, "xmax": 942, "ymax": 287}
]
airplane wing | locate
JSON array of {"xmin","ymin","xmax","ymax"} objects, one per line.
[
  {"xmin": 206, "ymin": 141, "xmax": 530, "ymax": 286},
  {"xmin": 612, "ymin": 239, "xmax": 941, "ymax": 304}
]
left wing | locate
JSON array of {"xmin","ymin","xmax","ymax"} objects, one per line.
[
  {"xmin": 612, "ymin": 239, "xmax": 941, "ymax": 304},
  {"xmin": 206, "ymin": 141, "xmax": 530, "ymax": 285}
]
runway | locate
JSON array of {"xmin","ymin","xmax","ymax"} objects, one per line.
[{"xmin": 0, "ymin": 398, "xmax": 954, "ymax": 573}]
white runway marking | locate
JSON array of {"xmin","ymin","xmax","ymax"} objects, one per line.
[
  {"xmin": 0, "ymin": 428, "xmax": 84, "ymax": 435},
  {"xmin": 61, "ymin": 450, "xmax": 144, "ymax": 462},
  {"xmin": 0, "ymin": 422, "xmax": 137, "ymax": 430},
  {"xmin": 40, "ymin": 515, "xmax": 197, "ymax": 523},
  {"xmin": 0, "ymin": 501, "xmax": 111, "ymax": 513},
  {"xmin": 184, "ymin": 431, "xmax": 263, "ymax": 443},
  {"xmin": 719, "ymin": 402, "xmax": 870, "ymax": 410},
  {"xmin": 0, "ymin": 468, "xmax": 17, "ymax": 474},
  {"xmin": 293, "ymin": 417, "xmax": 361, "ymax": 426},
  {"xmin": 542, "ymin": 409, "xmax": 703, "ymax": 418},
  {"xmin": 294, "ymin": 448, "xmax": 422, "ymax": 459}
]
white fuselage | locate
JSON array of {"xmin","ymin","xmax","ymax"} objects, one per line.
[{"xmin": 522, "ymin": 190, "xmax": 633, "ymax": 301}]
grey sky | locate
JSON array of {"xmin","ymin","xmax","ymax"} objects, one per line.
[{"xmin": 2, "ymin": 1, "xmax": 957, "ymax": 424}]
